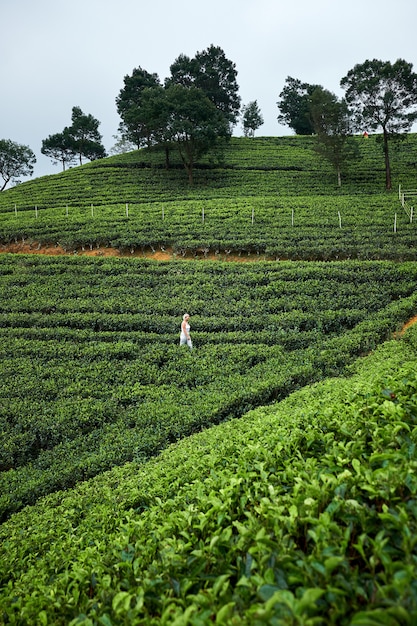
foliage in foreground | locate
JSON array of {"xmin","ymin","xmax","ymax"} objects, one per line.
[
  {"xmin": 1, "ymin": 325, "xmax": 417, "ymax": 624},
  {"xmin": 1, "ymin": 255, "xmax": 417, "ymax": 521}
]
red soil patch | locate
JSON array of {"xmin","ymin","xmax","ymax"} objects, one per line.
[
  {"xmin": 397, "ymin": 314, "xmax": 417, "ymax": 336},
  {"xmin": 0, "ymin": 242, "xmax": 268, "ymax": 262}
]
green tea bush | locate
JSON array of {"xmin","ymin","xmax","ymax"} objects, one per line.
[
  {"xmin": 1, "ymin": 256, "xmax": 417, "ymax": 519},
  {"xmin": 1, "ymin": 326, "xmax": 417, "ymax": 624}
]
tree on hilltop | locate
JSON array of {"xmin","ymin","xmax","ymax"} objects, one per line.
[
  {"xmin": 116, "ymin": 66, "xmax": 161, "ymax": 148},
  {"xmin": 166, "ymin": 44, "xmax": 241, "ymax": 129},
  {"xmin": 41, "ymin": 129, "xmax": 77, "ymax": 171},
  {"xmin": 341, "ymin": 58, "xmax": 417, "ymax": 189},
  {"xmin": 241, "ymin": 100, "xmax": 264, "ymax": 137},
  {"xmin": 277, "ymin": 76, "xmax": 321, "ymax": 135},
  {"xmin": 309, "ymin": 87, "xmax": 359, "ymax": 186},
  {"xmin": 68, "ymin": 106, "xmax": 106, "ymax": 165},
  {"xmin": 115, "ymin": 46, "xmax": 240, "ymax": 182},
  {"xmin": 41, "ymin": 107, "xmax": 106, "ymax": 169},
  {"xmin": 162, "ymin": 84, "xmax": 229, "ymax": 184},
  {"xmin": 0, "ymin": 139, "xmax": 36, "ymax": 191}
]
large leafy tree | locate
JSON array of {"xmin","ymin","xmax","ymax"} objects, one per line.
[
  {"xmin": 167, "ymin": 45, "xmax": 241, "ymax": 128},
  {"xmin": 0, "ymin": 139, "xmax": 36, "ymax": 191},
  {"xmin": 309, "ymin": 87, "xmax": 359, "ymax": 187},
  {"xmin": 41, "ymin": 107, "xmax": 106, "ymax": 169},
  {"xmin": 162, "ymin": 84, "xmax": 229, "ymax": 184},
  {"xmin": 341, "ymin": 58, "xmax": 417, "ymax": 189},
  {"xmin": 68, "ymin": 106, "xmax": 106, "ymax": 165},
  {"xmin": 116, "ymin": 67, "xmax": 161, "ymax": 148},
  {"xmin": 41, "ymin": 129, "xmax": 77, "ymax": 171},
  {"xmin": 277, "ymin": 76, "xmax": 321, "ymax": 135},
  {"xmin": 241, "ymin": 100, "xmax": 264, "ymax": 137}
]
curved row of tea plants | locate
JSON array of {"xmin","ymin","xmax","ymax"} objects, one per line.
[
  {"xmin": 1, "ymin": 255, "xmax": 417, "ymax": 521},
  {"xmin": 1, "ymin": 324, "xmax": 417, "ymax": 624}
]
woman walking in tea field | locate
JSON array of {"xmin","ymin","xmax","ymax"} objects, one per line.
[{"xmin": 180, "ymin": 313, "xmax": 193, "ymax": 349}]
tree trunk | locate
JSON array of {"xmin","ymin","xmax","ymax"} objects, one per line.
[
  {"xmin": 383, "ymin": 128, "xmax": 392, "ymax": 190},
  {"xmin": 177, "ymin": 141, "xmax": 194, "ymax": 184},
  {"xmin": 164, "ymin": 146, "xmax": 170, "ymax": 170},
  {"xmin": 185, "ymin": 162, "xmax": 193, "ymax": 185}
]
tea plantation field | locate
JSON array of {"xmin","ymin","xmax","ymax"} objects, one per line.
[
  {"xmin": 1, "ymin": 135, "xmax": 417, "ymax": 624},
  {"xmin": 0, "ymin": 135, "xmax": 416, "ymax": 260}
]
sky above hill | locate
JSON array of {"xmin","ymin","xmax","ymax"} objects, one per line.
[{"xmin": 2, "ymin": 0, "xmax": 417, "ymax": 182}]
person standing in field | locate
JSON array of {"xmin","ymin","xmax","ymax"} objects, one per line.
[{"xmin": 180, "ymin": 313, "xmax": 193, "ymax": 349}]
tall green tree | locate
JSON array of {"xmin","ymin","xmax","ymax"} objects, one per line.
[
  {"xmin": 341, "ymin": 58, "xmax": 417, "ymax": 189},
  {"xmin": 241, "ymin": 100, "xmax": 264, "ymax": 137},
  {"xmin": 41, "ymin": 129, "xmax": 77, "ymax": 171},
  {"xmin": 116, "ymin": 67, "xmax": 161, "ymax": 148},
  {"xmin": 0, "ymin": 139, "xmax": 36, "ymax": 191},
  {"xmin": 162, "ymin": 84, "xmax": 229, "ymax": 184},
  {"xmin": 68, "ymin": 106, "xmax": 106, "ymax": 165},
  {"xmin": 41, "ymin": 108, "xmax": 106, "ymax": 169},
  {"xmin": 309, "ymin": 87, "xmax": 359, "ymax": 187},
  {"xmin": 167, "ymin": 45, "xmax": 241, "ymax": 128},
  {"xmin": 277, "ymin": 76, "xmax": 321, "ymax": 135}
]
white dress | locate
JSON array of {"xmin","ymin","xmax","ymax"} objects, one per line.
[{"xmin": 180, "ymin": 322, "xmax": 192, "ymax": 348}]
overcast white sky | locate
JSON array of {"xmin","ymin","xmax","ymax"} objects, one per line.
[{"xmin": 2, "ymin": 0, "xmax": 417, "ymax": 181}]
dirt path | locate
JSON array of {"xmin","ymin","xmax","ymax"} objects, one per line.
[
  {"xmin": 0, "ymin": 242, "xmax": 274, "ymax": 262},
  {"xmin": 397, "ymin": 314, "xmax": 417, "ymax": 336},
  {"xmin": 1, "ymin": 241, "xmax": 417, "ymax": 334}
]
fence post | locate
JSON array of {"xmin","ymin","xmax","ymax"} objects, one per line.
[
  {"xmin": 202, "ymin": 206, "xmax": 205, "ymax": 223},
  {"xmin": 338, "ymin": 211, "xmax": 342, "ymax": 229},
  {"xmin": 35, "ymin": 205, "xmax": 38, "ymax": 218},
  {"xmin": 291, "ymin": 208, "xmax": 294, "ymax": 226},
  {"xmin": 91, "ymin": 204, "xmax": 94, "ymax": 218},
  {"xmin": 125, "ymin": 203, "xmax": 129, "ymax": 218},
  {"xmin": 251, "ymin": 207, "xmax": 254, "ymax": 224},
  {"xmin": 394, "ymin": 213, "xmax": 397, "ymax": 233},
  {"xmin": 14, "ymin": 204, "xmax": 17, "ymax": 216}
]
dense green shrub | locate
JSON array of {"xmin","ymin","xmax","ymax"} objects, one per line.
[{"xmin": 1, "ymin": 326, "xmax": 417, "ymax": 624}]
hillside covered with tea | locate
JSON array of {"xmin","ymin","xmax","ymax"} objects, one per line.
[
  {"xmin": 1, "ymin": 134, "xmax": 417, "ymax": 624},
  {"xmin": 0, "ymin": 134, "xmax": 416, "ymax": 260}
]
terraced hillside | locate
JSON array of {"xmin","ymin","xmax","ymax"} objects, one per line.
[
  {"xmin": 0, "ymin": 135, "xmax": 416, "ymax": 259},
  {"xmin": 1, "ymin": 135, "xmax": 417, "ymax": 624}
]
